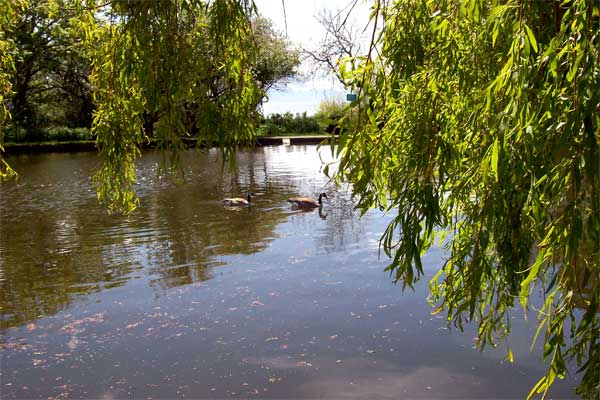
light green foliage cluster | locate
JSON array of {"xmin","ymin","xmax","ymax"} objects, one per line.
[
  {"xmin": 1, "ymin": 1, "xmax": 265, "ymax": 208},
  {"xmin": 0, "ymin": 2, "xmax": 17, "ymax": 131},
  {"xmin": 1, "ymin": 1, "xmax": 299, "ymax": 149},
  {"xmin": 316, "ymin": 97, "xmax": 348, "ymax": 119},
  {"xmin": 336, "ymin": 0, "xmax": 599, "ymax": 398},
  {"xmin": 69, "ymin": 0, "xmax": 264, "ymax": 213},
  {"xmin": 0, "ymin": 0, "xmax": 27, "ymax": 179},
  {"xmin": 315, "ymin": 97, "xmax": 358, "ymax": 133},
  {"xmin": 253, "ymin": 16, "xmax": 300, "ymax": 92}
]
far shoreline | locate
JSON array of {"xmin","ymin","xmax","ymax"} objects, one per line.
[{"xmin": 2, "ymin": 135, "xmax": 337, "ymax": 155}]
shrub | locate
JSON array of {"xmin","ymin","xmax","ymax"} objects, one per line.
[
  {"xmin": 3, "ymin": 125, "xmax": 92, "ymax": 143},
  {"xmin": 259, "ymin": 112, "xmax": 321, "ymax": 135}
]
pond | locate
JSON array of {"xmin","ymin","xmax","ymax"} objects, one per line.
[{"xmin": 0, "ymin": 145, "xmax": 577, "ymax": 398}]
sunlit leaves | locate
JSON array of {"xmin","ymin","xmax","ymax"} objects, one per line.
[
  {"xmin": 0, "ymin": 0, "xmax": 28, "ymax": 181},
  {"xmin": 0, "ymin": 0, "xmax": 268, "ymax": 213},
  {"xmin": 71, "ymin": 0, "xmax": 263, "ymax": 213},
  {"xmin": 337, "ymin": 0, "xmax": 600, "ymax": 398}
]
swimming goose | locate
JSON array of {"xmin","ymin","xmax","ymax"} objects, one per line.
[
  {"xmin": 223, "ymin": 192, "xmax": 254, "ymax": 206},
  {"xmin": 288, "ymin": 193, "xmax": 328, "ymax": 209}
]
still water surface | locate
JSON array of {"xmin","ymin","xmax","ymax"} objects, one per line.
[{"xmin": 1, "ymin": 146, "xmax": 577, "ymax": 398}]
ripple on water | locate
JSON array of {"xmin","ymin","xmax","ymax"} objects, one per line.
[{"xmin": 0, "ymin": 146, "xmax": 579, "ymax": 399}]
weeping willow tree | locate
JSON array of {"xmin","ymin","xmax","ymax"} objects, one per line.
[
  {"xmin": 1, "ymin": 0, "xmax": 264, "ymax": 212},
  {"xmin": 0, "ymin": 0, "xmax": 26, "ymax": 180},
  {"xmin": 336, "ymin": 0, "xmax": 599, "ymax": 398},
  {"xmin": 73, "ymin": 0, "xmax": 262, "ymax": 213}
]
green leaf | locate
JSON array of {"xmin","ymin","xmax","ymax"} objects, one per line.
[
  {"xmin": 527, "ymin": 375, "xmax": 548, "ymax": 399},
  {"xmin": 524, "ymin": 24, "xmax": 538, "ymax": 53},
  {"xmin": 504, "ymin": 348, "xmax": 514, "ymax": 363},
  {"xmin": 520, "ymin": 249, "xmax": 545, "ymax": 308},
  {"xmin": 492, "ymin": 23, "xmax": 499, "ymax": 47},
  {"xmin": 491, "ymin": 138, "xmax": 500, "ymax": 181}
]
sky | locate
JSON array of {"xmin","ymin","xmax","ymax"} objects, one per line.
[{"xmin": 252, "ymin": 0, "xmax": 370, "ymax": 115}]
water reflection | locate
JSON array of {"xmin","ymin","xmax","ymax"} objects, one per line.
[
  {"xmin": 0, "ymin": 146, "xmax": 577, "ymax": 398},
  {"xmin": 0, "ymin": 146, "xmax": 351, "ymax": 329}
]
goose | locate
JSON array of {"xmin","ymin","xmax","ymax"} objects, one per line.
[
  {"xmin": 288, "ymin": 193, "xmax": 328, "ymax": 209},
  {"xmin": 223, "ymin": 192, "xmax": 254, "ymax": 206}
]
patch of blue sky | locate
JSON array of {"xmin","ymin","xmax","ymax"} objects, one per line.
[{"xmin": 254, "ymin": 0, "xmax": 370, "ymax": 115}]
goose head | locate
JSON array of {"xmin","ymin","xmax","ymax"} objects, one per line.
[{"xmin": 318, "ymin": 193, "xmax": 328, "ymax": 204}]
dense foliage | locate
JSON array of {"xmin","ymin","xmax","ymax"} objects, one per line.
[
  {"xmin": 1, "ymin": 0, "xmax": 299, "ymax": 212},
  {"xmin": 0, "ymin": 0, "xmax": 25, "ymax": 179},
  {"xmin": 334, "ymin": 0, "xmax": 599, "ymax": 398},
  {"xmin": 6, "ymin": 0, "xmax": 94, "ymax": 134},
  {"xmin": 257, "ymin": 98, "xmax": 357, "ymax": 136},
  {"xmin": 253, "ymin": 16, "xmax": 300, "ymax": 92},
  {"xmin": 315, "ymin": 96, "xmax": 357, "ymax": 134},
  {"xmin": 259, "ymin": 112, "xmax": 321, "ymax": 135}
]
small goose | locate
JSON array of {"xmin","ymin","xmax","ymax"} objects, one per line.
[
  {"xmin": 288, "ymin": 193, "xmax": 328, "ymax": 209},
  {"xmin": 223, "ymin": 192, "xmax": 254, "ymax": 206}
]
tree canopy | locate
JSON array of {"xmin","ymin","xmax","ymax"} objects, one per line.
[
  {"xmin": 7, "ymin": 0, "xmax": 93, "ymax": 132},
  {"xmin": 1, "ymin": 0, "xmax": 299, "ymax": 208},
  {"xmin": 0, "ymin": 0, "xmax": 25, "ymax": 179},
  {"xmin": 333, "ymin": 0, "xmax": 599, "ymax": 398}
]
